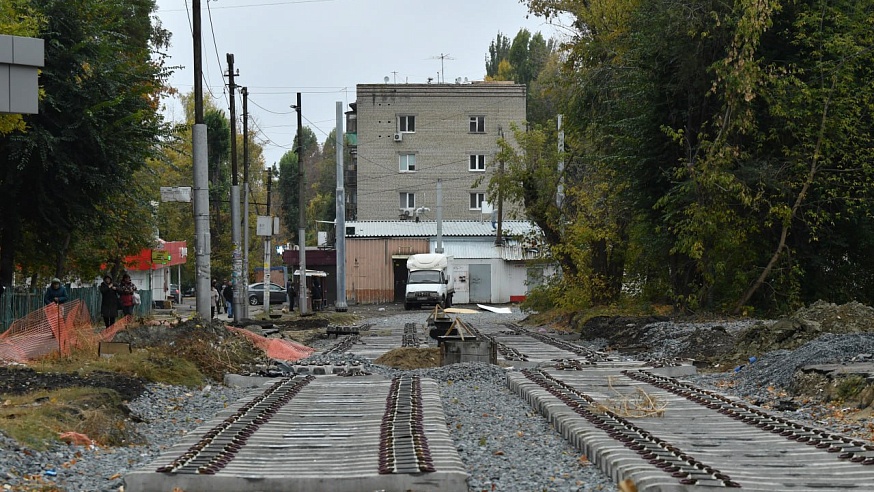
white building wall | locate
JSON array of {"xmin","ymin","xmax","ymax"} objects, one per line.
[
  {"xmin": 452, "ymin": 263, "xmax": 469, "ymax": 304},
  {"xmin": 431, "ymin": 238, "xmax": 546, "ymax": 304},
  {"xmin": 129, "ymin": 267, "xmax": 172, "ymax": 305}
]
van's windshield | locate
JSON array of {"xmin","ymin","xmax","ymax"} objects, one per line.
[{"xmin": 408, "ymin": 270, "xmax": 442, "ymax": 284}]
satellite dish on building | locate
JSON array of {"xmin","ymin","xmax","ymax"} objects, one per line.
[{"xmin": 384, "ymin": 76, "xmax": 390, "ymax": 84}]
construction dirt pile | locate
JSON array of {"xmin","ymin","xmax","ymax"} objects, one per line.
[
  {"xmin": 374, "ymin": 347, "xmax": 442, "ymax": 370},
  {"xmin": 733, "ymin": 300, "xmax": 874, "ymax": 356},
  {"xmin": 573, "ymin": 300, "xmax": 874, "ymax": 407}
]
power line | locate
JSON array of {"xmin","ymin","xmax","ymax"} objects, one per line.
[
  {"xmin": 205, "ymin": 0, "xmax": 229, "ymax": 106},
  {"xmin": 302, "ymin": 114, "xmax": 330, "ymax": 138},
  {"xmin": 247, "ymin": 97, "xmax": 296, "ymax": 115},
  {"xmin": 182, "ymin": 0, "xmax": 220, "ymax": 100},
  {"xmin": 162, "ymin": 0, "xmax": 339, "ymax": 13}
]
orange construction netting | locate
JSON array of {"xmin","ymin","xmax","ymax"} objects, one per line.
[
  {"xmin": 0, "ymin": 301, "xmax": 314, "ymax": 364},
  {"xmin": 228, "ymin": 326, "xmax": 315, "ymax": 361},
  {"xmin": 0, "ymin": 300, "xmax": 111, "ymax": 363}
]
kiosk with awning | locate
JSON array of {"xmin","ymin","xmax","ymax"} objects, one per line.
[{"xmin": 292, "ymin": 269, "xmax": 329, "ymax": 310}]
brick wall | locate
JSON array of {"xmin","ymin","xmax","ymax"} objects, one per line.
[{"xmin": 356, "ymin": 83, "xmax": 526, "ymax": 221}]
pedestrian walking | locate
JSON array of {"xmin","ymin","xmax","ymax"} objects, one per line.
[
  {"xmin": 222, "ymin": 281, "xmax": 234, "ymax": 318},
  {"xmin": 43, "ymin": 278, "xmax": 68, "ymax": 305},
  {"xmin": 210, "ymin": 281, "xmax": 220, "ymax": 318},
  {"xmin": 117, "ymin": 274, "xmax": 138, "ymax": 316},
  {"xmin": 311, "ymin": 278, "xmax": 323, "ymax": 312},
  {"xmin": 99, "ymin": 275, "xmax": 120, "ymax": 328},
  {"xmin": 286, "ymin": 278, "xmax": 296, "ymax": 312},
  {"xmin": 212, "ymin": 279, "xmax": 223, "ymax": 314}
]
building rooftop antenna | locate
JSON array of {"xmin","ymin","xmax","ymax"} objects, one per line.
[{"xmin": 429, "ymin": 53, "xmax": 455, "ymax": 83}]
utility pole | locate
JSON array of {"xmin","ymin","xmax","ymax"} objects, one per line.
[
  {"xmin": 436, "ymin": 180, "xmax": 443, "ymax": 254},
  {"xmin": 241, "ymin": 86, "xmax": 250, "ymax": 319},
  {"xmin": 334, "ymin": 101, "xmax": 348, "ymax": 311},
  {"xmin": 192, "ymin": 0, "xmax": 211, "ymax": 319},
  {"xmin": 226, "ymin": 53, "xmax": 242, "ymax": 323},
  {"xmin": 263, "ymin": 167, "xmax": 273, "ymax": 316},
  {"xmin": 495, "ymin": 126, "xmax": 505, "ymax": 246},
  {"xmin": 557, "ymin": 114, "xmax": 564, "ymax": 208},
  {"xmin": 292, "ymin": 93, "xmax": 308, "ymax": 315}
]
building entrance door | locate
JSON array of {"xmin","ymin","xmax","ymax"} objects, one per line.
[
  {"xmin": 393, "ymin": 258, "xmax": 408, "ymax": 302},
  {"xmin": 469, "ymin": 264, "xmax": 491, "ymax": 303}
]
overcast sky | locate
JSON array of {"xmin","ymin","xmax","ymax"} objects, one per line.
[{"xmin": 154, "ymin": 0, "xmax": 563, "ymax": 169}]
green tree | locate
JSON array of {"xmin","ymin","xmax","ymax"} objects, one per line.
[
  {"xmin": 277, "ymin": 149, "xmax": 300, "ymax": 246},
  {"xmin": 278, "ymin": 126, "xmax": 319, "ymax": 245},
  {"xmin": 525, "ymin": 0, "xmax": 874, "ymax": 313},
  {"xmin": 485, "ymin": 28, "xmax": 556, "ymax": 124},
  {"xmin": 0, "ymin": 0, "xmax": 172, "ymax": 285},
  {"xmin": 731, "ymin": 0, "xmax": 874, "ymax": 310},
  {"xmin": 485, "ymin": 32, "xmax": 511, "ymax": 78},
  {"xmin": 153, "ymin": 92, "xmax": 267, "ymax": 287}
]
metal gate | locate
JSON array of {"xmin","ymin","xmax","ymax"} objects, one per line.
[{"xmin": 468, "ymin": 264, "xmax": 491, "ymax": 303}]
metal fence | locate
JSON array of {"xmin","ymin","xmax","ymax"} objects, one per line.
[{"xmin": 0, "ymin": 286, "xmax": 153, "ymax": 333}]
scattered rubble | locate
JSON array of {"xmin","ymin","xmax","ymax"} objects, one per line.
[{"xmin": 572, "ymin": 301, "xmax": 874, "ymax": 411}]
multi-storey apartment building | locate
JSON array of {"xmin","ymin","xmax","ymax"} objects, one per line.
[{"xmin": 351, "ymin": 82, "xmax": 526, "ymax": 221}]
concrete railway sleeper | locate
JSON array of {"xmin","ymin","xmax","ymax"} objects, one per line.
[
  {"xmin": 321, "ymin": 333, "xmax": 360, "ymax": 355},
  {"xmin": 515, "ymin": 369, "xmax": 741, "ymax": 488},
  {"xmin": 155, "ymin": 375, "xmax": 315, "ymax": 475},
  {"xmin": 378, "ymin": 375, "xmax": 436, "ymax": 474},
  {"xmin": 127, "ymin": 317, "xmax": 874, "ymax": 491},
  {"xmin": 504, "ymin": 323, "xmax": 609, "ymax": 361},
  {"xmin": 464, "ymin": 322, "xmax": 528, "ymax": 361},
  {"xmin": 402, "ymin": 322, "xmax": 422, "ymax": 347},
  {"xmin": 625, "ymin": 369, "xmax": 874, "ymax": 465}
]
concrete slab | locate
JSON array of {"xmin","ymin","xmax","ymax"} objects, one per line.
[
  {"xmin": 511, "ymin": 366, "xmax": 874, "ymax": 492},
  {"xmin": 125, "ymin": 375, "xmax": 467, "ymax": 492}
]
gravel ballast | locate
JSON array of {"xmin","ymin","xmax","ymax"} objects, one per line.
[
  {"xmin": 3, "ymin": 306, "xmax": 874, "ymax": 491},
  {"xmin": 0, "ymin": 308, "xmax": 617, "ymax": 492}
]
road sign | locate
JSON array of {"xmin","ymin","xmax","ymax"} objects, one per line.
[
  {"xmin": 160, "ymin": 186, "xmax": 192, "ymax": 202},
  {"xmin": 151, "ymin": 250, "xmax": 171, "ymax": 264}
]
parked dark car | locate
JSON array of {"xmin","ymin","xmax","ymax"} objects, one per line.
[
  {"xmin": 247, "ymin": 282, "xmax": 286, "ymax": 305},
  {"xmin": 169, "ymin": 284, "xmax": 182, "ymax": 304}
]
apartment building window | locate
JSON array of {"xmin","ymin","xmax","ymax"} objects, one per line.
[
  {"xmin": 399, "ymin": 153, "xmax": 416, "ymax": 172},
  {"xmin": 398, "ymin": 115, "xmax": 416, "ymax": 133},
  {"xmin": 469, "ymin": 192, "xmax": 486, "ymax": 210},
  {"xmin": 469, "ymin": 115, "xmax": 485, "ymax": 133},
  {"xmin": 469, "ymin": 154, "xmax": 486, "ymax": 171},
  {"xmin": 400, "ymin": 192, "xmax": 416, "ymax": 209}
]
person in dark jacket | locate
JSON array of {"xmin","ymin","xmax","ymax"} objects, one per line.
[
  {"xmin": 311, "ymin": 279, "xmax": 322, "ymax": 311},
  {"xmin": 222, "ymin": 280, "xmax": 234, "ymax": 318},
  {"xmin": 286, "ymin": 279, "xmax": 296, "ymax": 312},
  {"xmin": 212, "ymin": 279, "xmax": 223, "ymax": 314},
  {"xmin": 43, "ymin": 278, "xmax": 68, "ymax": 305},
  {"xmin": 99, "ymin": 275, "xmax": 120, "ymax": 328},
  {"xmin": 117, "ymin": 274, "xmax": 137, "ymax": 316}
]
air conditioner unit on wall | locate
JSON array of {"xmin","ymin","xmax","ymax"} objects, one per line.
[{"xmin": 393, "ymin": 132, "xmax": 403, "ymax": 142}]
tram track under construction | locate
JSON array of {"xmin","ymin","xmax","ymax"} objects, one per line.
[{"xmin": 126, "ymin": 308, "xmax": 874, "ymax": 492}]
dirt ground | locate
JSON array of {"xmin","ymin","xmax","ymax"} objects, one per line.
[
  {"xmin": 0, "ymin": 367, "xmax": 146, "ymax": 401},
  {"xmin": 3, "ymin": 300, "xmax": 873, "ymax": 408},
  {"xmin": 0, "ymin": 302, "xmax": 411, "ymax": 400}
]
